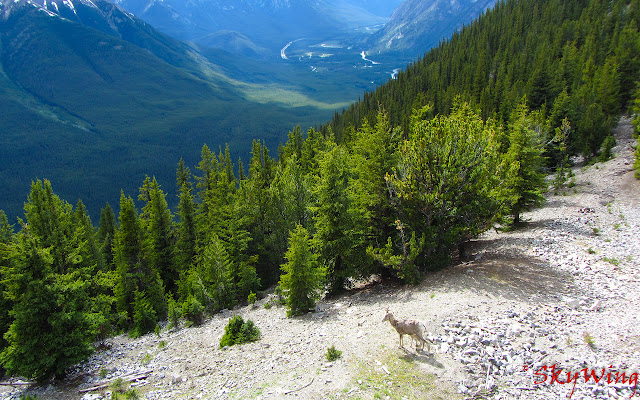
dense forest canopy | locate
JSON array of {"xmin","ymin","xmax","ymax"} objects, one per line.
[
  {"xmin": 325, "ymin": 0, "xmax": 640, "ymax": 160},
  {"xmin": 0, "ymin": 0, "xmax": 639, "ymax": 382}
]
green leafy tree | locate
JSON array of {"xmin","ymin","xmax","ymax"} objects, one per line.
[
  {"xmin": 383, "ymin": 103, "xmax": 506, "ymax": 279},
  {"xmin": 279, "ymin": 225, "xmax": 325, "ymax": 317}
]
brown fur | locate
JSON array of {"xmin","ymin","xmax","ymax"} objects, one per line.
[{"xmin": 382, "ymin": 308, "xmax": 431, "ymax": 352}]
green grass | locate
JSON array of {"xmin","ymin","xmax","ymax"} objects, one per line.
[{"xmin": 353, "ymin": 351, "xmax": 460, "ymax": 400}]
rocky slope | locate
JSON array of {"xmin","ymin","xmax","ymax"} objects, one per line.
[
  {"xmin": 365, "ymin": 0, "xmax": 498, "ymax": 57},
  {"xmin": 1, "ymin": 118, "xmax": 638, "ymax": 400}
]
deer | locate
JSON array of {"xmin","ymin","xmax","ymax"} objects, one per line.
[{"xmin": 382, "ymin": 308, "xmax": 431, "ymax": 353}]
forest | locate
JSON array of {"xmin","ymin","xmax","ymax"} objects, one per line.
[{"xmin": 0, "ymin": 0, "xmax": 639, "ymax": 383}]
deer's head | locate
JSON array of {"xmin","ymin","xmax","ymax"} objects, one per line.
[{"xmin": 382, "ymin": 307, "xmax": 392, "ymax": 322}]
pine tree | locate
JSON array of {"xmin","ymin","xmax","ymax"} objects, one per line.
[
  {"xmin": 139, "ymin": 177, "xmax": 176, "ymax": 295},
  {"xmin": 97, "ymin": 203, "xmax": 116, "ymax": 268},
  {"xmin": 279, "ymin": 225, "xmax": 325, "ymax": 317},
  {"xmin": 113, "ymin": 193, "xmax": 165, "ymax": 333},
  {"xmin": 383, "ymin": 103, "xmax": 505, "ymax": 278},
  {"xmin": 312, "ymin": 144, "xmax": 359, "ymax": 293},
  {"xmin": 1, "ymin": 234, "xmax": 93, "ymax": 381},
  {"xmin": 504, "ymin": 103, "xmax": 547, "ymax": 225}
]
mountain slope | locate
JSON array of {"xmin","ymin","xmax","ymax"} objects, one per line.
[
  {"xmin": 0, "ymin": 0, "xmax": 332, "ymax": 220},
  {"xmin": 327, "ymin": 0, "xmax": 639, "ymax": 156},
  {"xmin": 366, "ymin": 0, "xmax": 498, "ymax": 56},
  {"xmin": 110, "ymin": 0, "xmax": 391, "ymax": 56}
]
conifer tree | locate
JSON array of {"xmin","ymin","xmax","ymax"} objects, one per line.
[
  {"xmin": 504, "ymin": 103, "xmax": 547, "ymax": 224},
  {"xmin": 0, "ymin": 211, "xmax": 14, "ymax": 364},
  {"xmin": 97, "ymin": 203, "xmax": 116, "ymax": 268},
  {"xmin": 383, "ymin": 103, "xmax": 505, "ymax": 279},
  {"xmin": 139, "ymin": 177, "xmax": 176, "ymax": 294},
  {"xmin": 175, "ymin": 183, "xmax": 197, "ymax": 273},
  {"xmin": 113, "ymin": 193, "xmax": 165, "ymax": 333},
  {"xmin": 350, "ymin": 110, "xmax": 399, "ymax": 256},
  {"xmin": 194, "ymin": 233, "xmax": 235, "ymax": 310},
  {"xmin": 279, "ymin": 225, "xmax": 325, "ymax": 317},
  {"xmin": 312, "ymin": 144, "xmax": 359, "ymax": 293},
  {"xmin": 1, "ymin": 234, "xmax": 93, "ymax": 381}
]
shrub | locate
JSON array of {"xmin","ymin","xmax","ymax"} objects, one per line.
[
  {"xmin": 132, "ymin": 291, "xmax": 157, "ymax": 338},
  {"xmin": 182, "ymin": 295, "xmax": 204, "ymax": 326},
  {"xmin": 167, "ymin": 295, "xmax": 181, "ymax": 330},
  {"xmin": 598, "ymin": 135, "xmax": 616, "ymax": 162},
  {"xmin": 248, "ymin": 292, "xmax": 257, "ymax": 306},
  {"xmin": 325, "ymin": 345, "xmax": 342, "ymax": 361},
  {"xmin": 220, "ymin": 315, "xmax": 260, "ymax": 348}
]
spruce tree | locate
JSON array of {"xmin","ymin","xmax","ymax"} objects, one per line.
[
  {"xmin": 139, "ymin": 177, "xmax": 176, "ymax": 294},
  {"xmin": 97, "ymin": 203, "xmax": 116, "ymax": 268},
  {"xmin": 504, "ymin": 103, "xmax": 547, "ymax": 224},
  {"xmin": 312, "ymin": 144, "xmax": 359, "ymax": 293},
  {"xmin": 279, "ymin": 225, "xmax": 325, "ymax": 317},
  {"xmin": 1, "ymin": 234, "xmax": 93, "ymax": 381},
  {"xmin": 113, "ymin": 193, "xmax": 165, "ymax": 333}
]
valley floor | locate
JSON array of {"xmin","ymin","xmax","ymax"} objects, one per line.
[{"xmin": 2, "ymin": 118, "xmax": 639, "ymax": 400}]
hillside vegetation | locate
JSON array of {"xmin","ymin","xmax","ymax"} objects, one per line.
[
  {"xmin": 0, "ymin": 0, "xmax": 639, "ymax": 384},
  {"xmin": 327, "ymin": 0, "xmax": 640, "ymax": 160}
]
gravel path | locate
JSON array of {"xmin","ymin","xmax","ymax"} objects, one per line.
[{"xmin": 2, "ymin": 118, "xmax": 639, "ymax": 400}]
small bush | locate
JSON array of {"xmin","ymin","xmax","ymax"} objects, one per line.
[
  {"xmin": 220, "ymin": 315, "xmax": 260, "ymax": 348},
  {"xmin": 325, "ymin": 345, "xmax": 342, "ymax": 361},
  {"xmin": 132, "ymin": 291, "xmax": 157, "ymax": 338},
  {"xmin": 182, "ymin": 295, "xmax": 204, "ymax": 326},
  {"xmin": 248, "ymin": 292, "xmax": 257, "ymax": 306},
  {"xmin": 110, "ymin": 378, "xmax": 126, "ymax": 394},
  {"xmin": 584, "ymin": 332, "xmax": 596, "ymax": 349},
  {"xmin": 167, "ymin": 296, "xmax": 181, "ymax": 330},
  {"xmin": 599, "ymin": 135, "xmax": 616, "ymax": 162}
]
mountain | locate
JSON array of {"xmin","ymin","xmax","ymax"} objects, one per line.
[
  {"xmin": 0, "ymin": 0, "xmax": 334, "ymax": 221},
  {"xmin": 109, "ymin": 0, "xmax": 398, "ymax": 57},
  {"xmin": 366, "ymin": 0, "xmax": 498, "ymax": 57},
  {"xmin": 325, "ymin": 0, "xmax": 639, "ymax": 158}
]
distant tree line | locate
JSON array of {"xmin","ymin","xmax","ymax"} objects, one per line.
[{"xmin": 0, "ymin": 0, "xmax": 638, "ymax": 384}]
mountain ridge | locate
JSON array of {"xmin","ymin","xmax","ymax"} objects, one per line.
[{"xmin": 0, "ymin": 0, "xmax": 335, "ymax": 221}]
